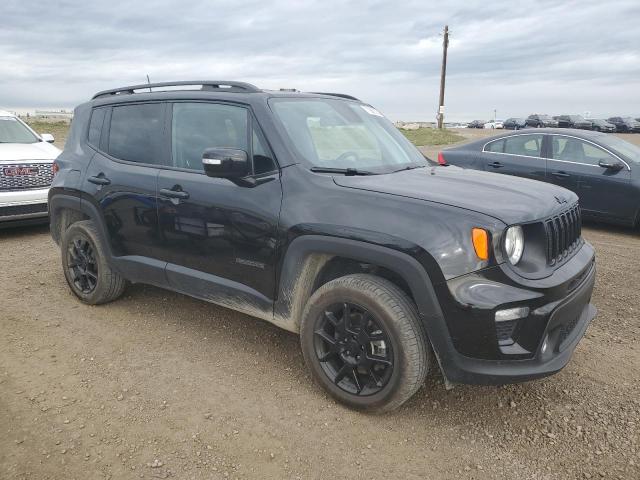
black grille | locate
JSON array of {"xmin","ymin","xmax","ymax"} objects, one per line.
[
  {"xmin": 559, "ymin": 314, "xmax": 580, "ymax": 346},
  {"xmin": 0, "ymin": 163, "xmax": 54, "ymax": 191},
  {"xmin": 0, "ymin": 203, "xmax": 48, "ymax": 217},
  {"xmin": 496, "ymin": 319, "xmax": 518, "ymax": 346},
  {"xmin": 544, "ymin": 204, "xmax": 582, "ymax": 265}
]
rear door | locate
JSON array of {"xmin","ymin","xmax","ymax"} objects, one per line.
[
  {"xmin": 83, "ymin": 103, "xmax": 167, "ymax": 265},
  {"xmin": 481, "ymin": 134, "xmax": 546, "ymax": 182}
]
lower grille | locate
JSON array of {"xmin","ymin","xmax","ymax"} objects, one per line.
[
  {"xmin": 0, "ymin": 163, "xmax": 54, "ymax": 190},
  {"xmin": 558, "ymin": 314, "xmax": 580, "ymax": 346},
  {"xmin": 544, "ymin": 204, "xmax": 582, "ymax": 265},
  {"xmin": 0, "ymin": 203, "xmax": 48, "ymax": 217}
]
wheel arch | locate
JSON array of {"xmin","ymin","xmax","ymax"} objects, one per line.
[{"xmin": 273, "ymin": 235, "xmax": 446, "ymax": 335}]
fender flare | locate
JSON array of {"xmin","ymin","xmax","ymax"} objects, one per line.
[{"xmin": 272, "ymin": 235, "xmax": 456, "ymax": 376}]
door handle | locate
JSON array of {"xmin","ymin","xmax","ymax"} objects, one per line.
[
  {"xmin": 488, "ymin": 161, "xmax": 504, "ymax": 168},
  {"xmin": 552, "ymin": 171, "xmax": 570, "ymax": 178},
  {"xmin": 87, "ymin": 174, "xmax": 111, "ymax": 186},
  {"xmin": 160, "ymin": 187, "xmax": 190, "ymax": 200}
]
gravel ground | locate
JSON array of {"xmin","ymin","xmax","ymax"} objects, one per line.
[{"xmin": 1, "ymin": 130, "xmax": 640, "ymax": 479}]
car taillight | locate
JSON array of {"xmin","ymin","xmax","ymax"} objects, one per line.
[
  {"xmin": 437, "ymin": 152, "xmax": 447, "ymax": 165},
  {"xmin": 52, "ymin": 161, "xmax": 59, "ymax": 176}
]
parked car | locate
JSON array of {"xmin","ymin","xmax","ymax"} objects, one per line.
[
  {"xmin": 441, "ymin": 129, "xmax": 640, "ymax": 226},
  {"xmin": 526, "ymin": 114, "xmax": 559, "ymax": 128},
  {"xmin": 503, "ymin": 118, "xmax": 527, "ymax": 130},
  {"xmin": 50, "ymin": 81, "xmax": 597, "ymax": 412},
  {"xmin": 588, "ymin": 119, "xmax": 616, "ymax": 133},
  {"xmin": 0, "ymin": 110, "xmax": 61, "ymax": 227},
  {"xmin": 467, "ymin": 120, "xmax": 485, "ymax": 128},
  {"xmin": 607, "ymin": 117, "xmax": 640, "ymax": 133},
  {"xmin": 484, "ymin": 120, "xmax": 504, "ymax": 129},
  {"xmin": 556, "ymin": 115, "xmax": 592, "ymax": 130}
]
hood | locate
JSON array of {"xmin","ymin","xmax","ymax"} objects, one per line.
[
  {"xmin": 333, "ymin": 167, "xmax": 577, "ymax": 225},
  {"xmin": 0, "ymin": 141, "xmax": 61, "ymax": 162}
]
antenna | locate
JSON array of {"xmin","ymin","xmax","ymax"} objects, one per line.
[{"xmin": 146, "ymin": 75, "xmax": 152, "ymax": 93}]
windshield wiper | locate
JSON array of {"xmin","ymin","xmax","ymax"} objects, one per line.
[
  {"xmin": 310, "ymin": 167, "xmax": 376, "ymax": 176},
  {"xmin": 392, "ymin": 164, "xmax": 427, "ymax": 173}
]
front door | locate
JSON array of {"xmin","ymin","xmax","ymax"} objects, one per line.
[
  {"xmin": 546, "ymin": 135, "xmax": 634, "ymax": 221},
  {"xmin": 156, "ymin": 102, "xmax": 282, "ymax": 306}
]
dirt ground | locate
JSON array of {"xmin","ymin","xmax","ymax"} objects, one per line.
[{"xmin": 2, "ymin": 131, "xmax": 640, "ymax": 480}]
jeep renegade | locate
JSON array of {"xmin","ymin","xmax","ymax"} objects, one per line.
[{"xmin": 49, "ymin": 81, "xmax": 596, "ymax": 411}]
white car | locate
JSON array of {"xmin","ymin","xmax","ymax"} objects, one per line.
[
  {"xmin": 483, "ymin": 120, "xmax": 504, "ymax": 129},
  {"xmin": 0, "ymin": 111, "xmax": 61, "ymax": 227}
]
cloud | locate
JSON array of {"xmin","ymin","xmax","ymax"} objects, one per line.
[{"xmin": 1, "ymin": 0, "xmax": 638, "ymax": 120}]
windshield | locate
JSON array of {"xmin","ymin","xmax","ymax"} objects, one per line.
[
  {"xmin": 269, "ymin": 98, "xmax": 428, "ymax": 172},
  {"xmin": 598, "ymin": 135, "xmax": 640, "ymax": 164},
  {"xmin": 0, "ymin": 116, "xmax": 39, "ymax": 144},
  {"xmin": 539, "ymin": 115, "xmax": 553, "ymax": 121}
]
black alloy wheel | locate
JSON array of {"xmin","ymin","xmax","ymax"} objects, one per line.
[
  {"xmin": 313, "ymin": 302, "xmax": 394, "ymax": 396},
  {"xmin": 67, "ymin": 237, "xmax": 98, "ymax": 294}
]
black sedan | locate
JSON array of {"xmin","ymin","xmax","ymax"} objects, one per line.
[
  {"xmin": 556, "ymin": 115, "xmax": 593, "ymax": 130},
  {"xmin": 607, "ymin": 117, "xmax": 640, "ymax": 133},
  {"xmin": 439, "ymin": 129, "xmax": 640, "ymax": 227},
  {"xmin": 525, "ymin": 114, "xmax": 559, "ymax": 128},
  {"xmin": 503, "ymin": 118, "xmax": 527, "ymax": 130},
  {"xmin": 589, "ymin": 119, "xmax": 616, "ymax": 133},
  {"xmin": 467, "ymin": 120, "xmax": 485, "ymax": 129}
]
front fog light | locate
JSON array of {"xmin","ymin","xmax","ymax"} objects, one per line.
[
  {"xmin": 505, "ymin": 226, "xmax": 524, "ymax": 265},
  {"xmin": 495, "ymin": 306, "xmax": 530, "ymax": 322}
]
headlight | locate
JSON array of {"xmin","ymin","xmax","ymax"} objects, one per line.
[{"xmin": 504, "ymin": 226, "xmax": 524, "ymax": 265}]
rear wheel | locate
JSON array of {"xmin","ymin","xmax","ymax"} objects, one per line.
[
  {"xmin": 61, "ymin": 220, "xmax": 126, "ymax": 304},
  {"xmin": 300, "ymin": 274, "xmax": 429, "ymax": 412}
]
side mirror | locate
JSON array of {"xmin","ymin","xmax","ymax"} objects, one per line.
[
  {"xmin": 598, "ymin": 160, "xmax": 624, "ymax": 171},
  {"xmin": 41, "ymin": 133, "xmax": 55, "ymax": 143},
  {"xmin": 202, "ymin": 148, "xmax": 250, "ymax": 179}
]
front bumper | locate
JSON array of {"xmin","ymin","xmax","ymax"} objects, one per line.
[
  {"xmin": 432, "ymin": 243, "xmax": 596, "ymax": 385},
  {"xmin": 0, "ymin": 188, "xmax": 50, "ymax": 226}
]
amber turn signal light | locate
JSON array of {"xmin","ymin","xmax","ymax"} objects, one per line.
[{"xmin": 472, "ymin": 228, "xmax": 489, "ymax": 260}]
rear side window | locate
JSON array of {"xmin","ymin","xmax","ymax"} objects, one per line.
[
  {"xmin": 171, "ymin": 102, "xmax": 248, "ymax": 171},
  {"xmin": 88, "ymin": 108, "xmax": 107, "ymax": 147},
  {"xmin": 503, "ymin": 134, "xmax": 543, "ymax": 157},
  {"xmin": 108, "ymin": 103, "xmax": 165, "ymax": 164},
  {"xmin": 484, "ymin": 139, "xmax": 504, "ymax": 153}
]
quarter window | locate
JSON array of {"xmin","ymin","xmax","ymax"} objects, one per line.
[
  {"xmin": 252, "ymin": 120, "xmax": 277, "ymax": 174},
  {"xmin": 88, "ymin": 108, "xmax": 107, "ymax": 147},
  {"xmin": 503, "ymin": 134, "xmax": 543, "ymax": 157},
  {"xmin": 484, "ymin": 139, "xmax": 504, "ymax": 153},
  {"xmin": 108, "ymin": 104, "xmax": 165, "ymax": 164},
  {"xmin": 171, "ymin": 103, "xmax": 248, "ymax": 171}
]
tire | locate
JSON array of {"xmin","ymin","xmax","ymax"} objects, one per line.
[
  {"xmin": 61, "ymin": 220, "xmax": 126, "ymax": 305},
  {"xmin": 300, "ymin": 274, "xmax": 429, "ymax": 412}
]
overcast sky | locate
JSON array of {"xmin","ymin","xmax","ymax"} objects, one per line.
[{"xmin": 1, "ymin": 0, "xmax": 639, "ymax": 121}]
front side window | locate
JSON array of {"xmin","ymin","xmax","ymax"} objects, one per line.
[
  {"xmin": 269, "ymin": 98, "xmax": 426, "ymax": 172},
  {"xmin": 551, "ymin": 136, "xmax": 620, "ymax": 165},
  {"xmin": 108, "ymin": 103, "xmax": 164, "ymax": 164},
  {"xmin": 0, "ymin": 116, "xmax": 39, "ymax": 144},
  {"xmin": 171, "ymin": 103, "xmax": 248, "ymax": 171},
  {"xmin": 503, "ymin": 134, "xmax": 543, "ymax": 157}
]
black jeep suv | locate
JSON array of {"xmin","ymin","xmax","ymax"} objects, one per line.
[{"xmin": 49, "ymin": 81, "xmax": 597, "ymax": 412}]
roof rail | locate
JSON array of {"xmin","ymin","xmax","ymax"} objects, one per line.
[
  {"xmin": 92, "ymin": 81, "xmax": 261, "ymax": 100},
  {"xmin": 310, "ymin": 92, "xmax": 360, "ymax": 101}
]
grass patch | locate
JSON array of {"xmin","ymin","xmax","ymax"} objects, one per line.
[
  {"xmin": 400, "ymin": 127, "xmax": 464, "ymax": 147},
  {"xmin": 24, "ymin": 120, "xmax": 70, "ymax": 148}
]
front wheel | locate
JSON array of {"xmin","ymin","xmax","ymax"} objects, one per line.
[{"xmin": 300, "ymin": 274, "xmax": 429, "ymax": 412}]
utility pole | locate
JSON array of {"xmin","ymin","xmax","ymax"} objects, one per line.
[{"xmin": 437, "ymin": 25, "xmax": 449, "ymax": 129}]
